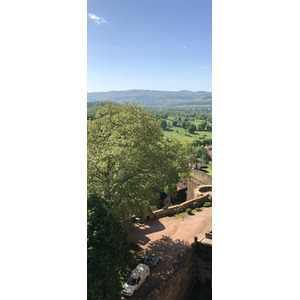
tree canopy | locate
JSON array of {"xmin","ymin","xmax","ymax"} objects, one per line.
[
  {"xmin": 205, "ymin": 123, "xmax": 212, "ymax": 132},
  {"xmin": 196, "ymin": 147, "xmax": 211, "ymax": 164},
  {"xmin": 87, "ymin": 102, "xmax": 191, "ymax": 222},
  {"xmin": 187, "ymin": 124, "xmax": 196, "ymax": 134},
  {"xmin": 87, "ymin": 194, "xmax": 130, "ymax": 300},
  {"xmin": 160, "ymin": 119, "xmax": 167, "ymax": 130},
  {"xmin": 197, "ymin": 122, "xmax": 206, "ymax": 131}
]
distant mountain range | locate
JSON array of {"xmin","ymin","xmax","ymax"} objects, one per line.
[{"xmin": 87, "ymin": 90, "xmax": 212, "ymax": 107}]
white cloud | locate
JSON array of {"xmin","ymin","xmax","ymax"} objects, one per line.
[
  {"xmin": 88, "ymin": 13, "xmax": 107, "ymax": 25},
  {"xmin": 199, "ymin": 66, "xmax": 210, "ymax": 70}
]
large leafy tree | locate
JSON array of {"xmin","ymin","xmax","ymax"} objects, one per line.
[
  {"xmin": 160, "ymin": 119, "xmax": 167, "ymax": 130},
  {"xmin": 87, "ymin": 194, "xmax": 130, "ymax": 300},
  {"xmin": 205, "ymin": 123, "xmax": 212, "ymax": 132},
  {"xmin": 197, "ymin": 122, "xmax": 206, "ymax": 131},
  {"xmin": 87, "ymin": 102, "xmax": 191, "ymax": 222},
  {"xmin": 196, "ymin": 147, "xmax": 211, "ymax": 164},
  {"xmin": 187, "ymin": 124, "xmax": 196, "ymax": 134}
]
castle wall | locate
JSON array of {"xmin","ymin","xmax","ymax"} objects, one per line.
[
  {"xmin": 146, "ymin": 242, "xmax": 212, "ymax": 300},
  {"xmin": 191, "ymin": 169, "xmax": 212, "ymax": 185},
  {"xmin": 149, "ymin": 194, "xmax": 210, "ymax": 219}
]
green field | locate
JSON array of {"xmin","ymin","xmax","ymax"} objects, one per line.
[
  {"xmin": 200, "ymin": 162, "xmax": 212, "ymax": 175},
  {"xmin": 163, "ymin": 126, "xmax": 212, "ymax": 143},
  {"xmin": 163, "ymin": 125, "xmax": 212, "ymax": 175}
]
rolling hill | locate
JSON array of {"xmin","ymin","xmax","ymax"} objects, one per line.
[{"xmin": 87, "ymin": 90, "xmax": 212, "ymax": 107}]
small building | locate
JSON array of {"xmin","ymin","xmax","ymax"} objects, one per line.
[
  {"xmin": 192, "ymin": 162, "xmax": 201, "ymax": 169},
  {"xmin": 177, "ymin": 180, "xmax": 187, "ymax": 191},
  {"xmin": 174, "ymin": 179, "xmax": 188, "ymax": 204}
]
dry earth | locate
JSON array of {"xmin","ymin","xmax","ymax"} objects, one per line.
[{"xmin": 122, "ymin": 207, "xmax": 212, "ymax": 300}]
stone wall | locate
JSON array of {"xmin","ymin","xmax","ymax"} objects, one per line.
[
  {"xmin": 185, "ymin": 242, "xmax": 212, "ymax": 300},
  {"xmin": 146, "ymin": 242, "xmax": 212, "ymax": 300},
  {"xmin": 191, "ymin": 169, "xmax": 212, "ymax": 185},
  {"xmin": 196, "ymin": 242, "xmax": 212, "ymax": 286},
  {"xmin": 198, "ymin": 185, "xmax": 212, "ymax": 193},
  {"xmin": 186, "ymin": 179, "xmax": 200, "ymax": 201},
  {"xmin": 149, "ymin": 194, "xmax": 210, "ymax": 219},
  {"xmin": 145, "ymin": 244, "xmax": 198, "ymax": 300}
]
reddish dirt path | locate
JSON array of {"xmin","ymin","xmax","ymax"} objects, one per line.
[
  {"xmin": 129, "ymin": 207, "xmax": 212, "ymax": 248},
  {"xmin": 122, "ymin": 207, "xmax": 212, "ymax": 300}
]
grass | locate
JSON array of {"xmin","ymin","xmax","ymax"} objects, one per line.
[
  {"xmin": 163, "ymin": 126, "xmax": 212, "ymax": 143},
  {"xmin": 200, "ymin": 162, "xmax": 212, "ymax": 175},
  {"xmin": 170, "ymin": 211, "xmax": 189, "ymax": 219},
  {"xmin": 170, "ymin": 207, "xmax": 202, "ymax": 219},
  {"xmin": 163, "ymin": 123, "xmax": 213, "ymax": 175}
]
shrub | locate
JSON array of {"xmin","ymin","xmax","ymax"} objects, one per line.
[
  {"xmin": 193, "ymin": 202, "xmax": 197, "ymax": 208},
  {"xmin": 203, "ymin": 202, "xmax": 212, "ymax": 207},
  {"xmin": 195, "ymin": 207, "xmax": 201, "ymax": 212},
  {"xmin": 174, "ymin": 207, "xmax": 181, "ymax": 215},
  {"xmin": 186, "ymin": 208, "xmax": 192, "ymax": 214},
  {"xmin": 150, "ymin": 205, "xmax": 157, "ymax": 211}
]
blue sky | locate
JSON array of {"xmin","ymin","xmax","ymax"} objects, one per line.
[{"xmin": 87, "ymin": 0, "xmax": 211, "ymax": 92}]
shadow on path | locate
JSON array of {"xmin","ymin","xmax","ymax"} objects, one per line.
[
  {"xmin": 123, "ymin": 236, "xmax": 191, "ymax": 300},
  {"xmin": 146, "ymin": 235, "xmax": 190, "ymax": 280},
  {"xmin": 128, "ymin": 219, "xmax": 166, "ymax": 247}
]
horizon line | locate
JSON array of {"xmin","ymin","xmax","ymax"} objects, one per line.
[{"xmin": 87, "ymin": 89, "xmax": 212, "ymax": 93}]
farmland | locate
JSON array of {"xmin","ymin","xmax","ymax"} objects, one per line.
[
  {"xmin": 163, "ymin": 126, "xmax": 212, "ymax": 144},
  {"xmin": 87, "ymin": 100, "xmax": 213, "ymax": 175}
]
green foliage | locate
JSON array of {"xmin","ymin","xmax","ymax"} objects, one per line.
[
  {"xmin": 186, "ymin": 208, "xmax": 192, "ymax": 214},
  {"xmin": 206, "ymin": 113, "xmax": 212, "ymax": 122},
  {"xmin": 203, "ymin": 201, "xmax": 212, "ymax": 207},
  {"xmin": 164, "ymin": 183, "xmax": 178, "ymax": 199},
  {"xmin": 174, "ymin": 207, "xmax": 183, "ymax": 215},
  {"xmin": 150, "ymin": 205, "xmax": 158, "ymax": 211},
  {"xmin": 87, "ymin": 100, "xmax": 118, "ymax": 109},
  {"xmin": 193, "ymin": 202, "xmax": 198, "ymax": 208},
  {"xmin": 195, "ymin": 147, "xmax": 211, "ymax": 164},
  {"xmin": 182, "ymin": 121, "xmax": 191, "ymax": 129},
  {"xmin": 197, "ymin": 122, "xmax": 206, "ymax": 131},
  {"xmin": 203, "ymin": 138, "xmax": 212, "ymax": 146},
  {"xmin": 162, "ymin": 124, "xmax": 212, "ymax": 144},
  {"xmin": 191, "ymin": 138, "xmax": 212, "ymax": 148},
  {"xmin": 205, "ymin": 123, "xmax": 212, "ymax": 132},
  {"xmin": 160, "ymin": 113, "xmax": 168, "ymax": 119},
  {"xmin": 87, "ymin": 107, "xmax": 99, "ymax": 120},
  {"xmin": 187, "ymin": 124, "xmax": 196, "ymax": 134},
  {"xmin": 195, "ymin": 207, "xmax": 201, "ymax": 212},
  {"xmin": 87, "ymin": 194, "xmax": 131, "ymax": 300},
  {"xmin": 160, "ymin": 119, "xmax": 167, "ymax": 130},
  {"xmin": 87, "ymin": 102, "xmax": 192, "ymax": 223},
  {"xmin": 201, "ymin": 152, "xmax": 210, "ymax": 165}
]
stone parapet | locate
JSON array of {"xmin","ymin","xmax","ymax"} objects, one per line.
[{"xmin": 149, "ymin": 194, "xmax": 210, "ymax": 219}]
